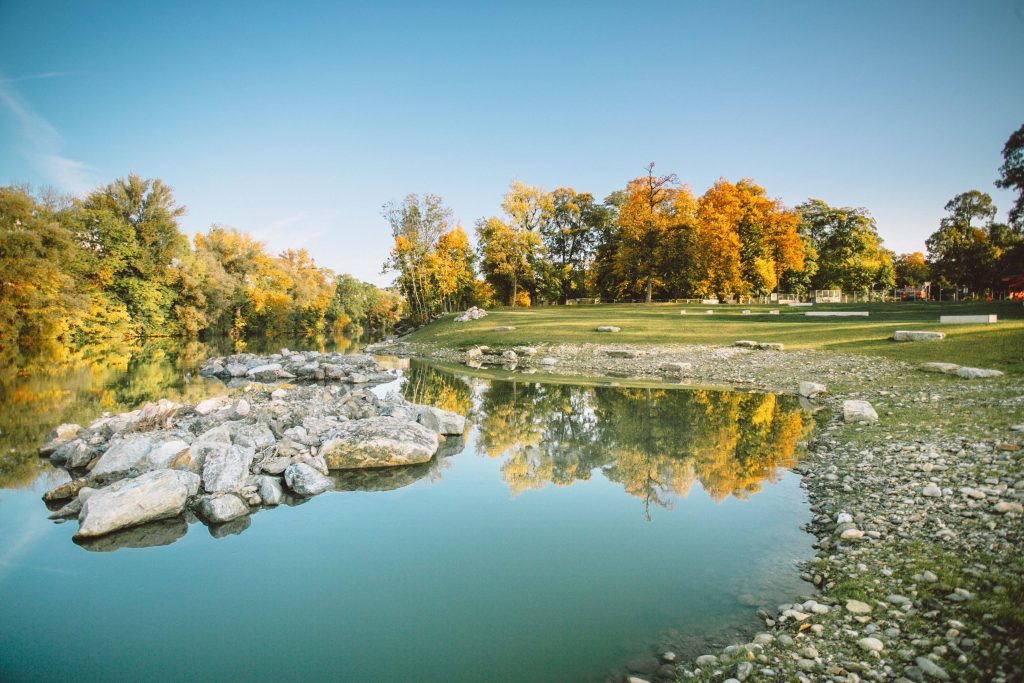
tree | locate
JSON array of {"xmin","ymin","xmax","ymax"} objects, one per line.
[
  {"xmin": 893, "ymin": 252, "xmax": 930, "ymax": 287},
  {"xmin": 80, "ymin": 175, "xmax": 188, "ymax": 332},
  {"xmin": 797, "ymin": 199, "xmax": 894, "ymax": 293},
  {"xmin": 614, "ymin": 163, "xmax": 681, "ymax": 303},
  {"xmin": 0, "ymin": 186, "xmax": 90, "ymax": 344},
  {"xmin": 996, "ymin": 122, "xmax": 1024, "ymax": 232},
  {"xmin": 500, "ymin": 181, "xmax": 553, "ymax": 304},
  {"xmin": 383, "ymin": 193, "xmax": 453, "ymax": 323},
  {"xmin": 431, "ymin": 226, "xmax": 475, "ymax": 313},
  {"xmin": 926, "ymin": 191, "xmax": 1004, "ymax": 296},
  {"xmin": 541, "ymin": 188, "xmax": 611, "ymax": 303},
  {"xmin": 476, "ymin": 216, "xmax": 541, "ymax": 306}
]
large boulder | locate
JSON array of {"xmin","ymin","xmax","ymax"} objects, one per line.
[
  {"xmin": 843, "ymin": 400, "xmax": 879, "ymax": 423},
  {"xmin": 320, "ymin": 416, "xmax": 439, "ymax": 469},
  {"xmin": 283, "ymin": 463, "xmax": 334, "ymax": 496},
  {"xmin": 246, "ymin": 363, "xmax": 285, "ymax": 381},
  {"xmin": 91, "ymin": 434, "xmax": 191, "ymax": 477},
  {"xmin": 417, "ymin": 406, "xmax": 466, "ymax": 436},
  {"xmin": 454, "ymin": 306, "xmax": 487, "ymax": 322},
  {"xmin": 202, "ymin": 444, "xmax": 255, "ymax": 493},
  {"xmin": 76, "ymin": 469, "xmax": 200, "ymax": 539}
]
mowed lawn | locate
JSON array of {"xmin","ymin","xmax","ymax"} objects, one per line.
[{"xmin": 409, "ymin": 301, "xmax": 1024, "ymax": 374}]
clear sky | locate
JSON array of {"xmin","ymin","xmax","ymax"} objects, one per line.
[{"xmin": 2, "ymin": 0, "xmax": 1022, "ymax": 285}]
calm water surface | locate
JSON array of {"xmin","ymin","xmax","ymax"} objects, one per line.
[{"xmin": 0, "ymin": 340, "xmax": 816, "ymax": 682}]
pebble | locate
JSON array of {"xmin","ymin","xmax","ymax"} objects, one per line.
[
  {"xmin": 921, "ymin": 485, "xmax": 943, "ymax": 497},
  {"xmin": 914, "ymin": 656, "xmax": 950, "ymax": 680},
  {"xmin": 846, "ymin": 599, "xmax": 872, "ymax": 614},
  {"xmin": 858, "ymin": 637, "xmax": 884, "ymax": 652}
]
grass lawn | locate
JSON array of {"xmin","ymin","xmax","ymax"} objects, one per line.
[{"xmin": 408, "ymin": 300, "xmax": 1024, "ymax": 374}]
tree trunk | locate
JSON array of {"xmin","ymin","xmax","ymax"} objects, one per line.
[
  {"xmin": 645, "ymin": 278, "xmax": 653, "ymax": 304},
  {"xmin": 512, "ymin": 272, "xmax": 518, "ymax": 308}
]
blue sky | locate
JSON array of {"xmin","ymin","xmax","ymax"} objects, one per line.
[{"xmin": 2, "ymin": 0, "xmax": 1022, "ymax": 285}]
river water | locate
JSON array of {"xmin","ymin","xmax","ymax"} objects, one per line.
[{"xmin": 0, "ymin": 338, "xmax": 816, "ymax": 682}]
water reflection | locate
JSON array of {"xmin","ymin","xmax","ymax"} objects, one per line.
[
  {"xmin": 401, "ymin": 361, "xmax": 811, "ymax": 519},
  {"xmin": 0, "ymin": 336, "xmax": 364, "ymax": 491}
]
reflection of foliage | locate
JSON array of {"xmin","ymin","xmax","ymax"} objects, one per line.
[
  {"xmin": 400, "ymin": 360, "xmax": 473, "ymax": 418},
  {"xmin": 467, "ymin": 377, "xmax": 812, "ymax": 518}
]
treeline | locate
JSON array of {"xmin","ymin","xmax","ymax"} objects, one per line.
[
  {"xmin": 0, "ymin": 176, "xmax": 402, "ymax": 348},
  {"xmin": 386, "ymin": 124, "xmax": 1024, "ymax": 317}
]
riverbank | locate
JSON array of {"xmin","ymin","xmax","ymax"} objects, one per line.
[{"xmin": 368, "ymin": 333, "xmax": 1024, "ymax": 682}]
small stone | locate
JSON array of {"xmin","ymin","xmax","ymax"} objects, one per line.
[
  {"xmin": 921, "ymin": 485, "xmax": 942, "ymax": 498},
  {"xmin": 993, "ymin": 501, "xmax": 1023, "ymax": 514},
  {"xmin": 846, "ymin": 599, "xmax": 872, "ymax": 614},
  {"xmin": 695, "ymin": 654, "xmax": 718, "ymax": 667},
  {"xmin": 914, "ymin": 656, "xmax": 950, "ymax": 680},
  {"xmin": 841, "ymin": 528, "xmax": 864, "ymax": 539},
  {"xmin": 596, "ymin": 325, "xmax": 621, "ymax": 333},
  {"xmin": 858, "ymin": 637, "xmax": 884, "ymax": 652},
  {"xmin": 921, "ymin": 570, "xmax": 938, "ymax": 583},
  {"xmin": 799, "ymin": 381, "xmax": 826, "ymax": 398}
]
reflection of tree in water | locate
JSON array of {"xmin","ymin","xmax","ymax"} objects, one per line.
[
  {"xmin": 0, "ymin": 339, "xmax": 225, "ymax": 489},
  {"xmin": 472, "ymin": 379, "xmax": 812, "ymax": 518},
  {"xmin": 400, "ymin": 360, "xmax": 474, "ymax": 418}
]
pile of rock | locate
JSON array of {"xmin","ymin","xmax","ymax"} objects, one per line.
[
  {"xmin": 919, "ymin": 362, "xmax": 1004, "ymax": 379},
  {"xmin": 454, "ymin": 306, "xmax": 488, "ymax": 322},
  {"xmin": 199, "ymin": 349, "xmax": 394, "ymax": 385},
  {"xmin": 734, "ymin": 340, "xmax": 786, "ymax": 351},
  {"xmin": 39, "ymin": 358, "xmax": 467, "ymax": 546},
  {"xmin": 465, "ymin": 345, "xmax": 537, "ymax": 368}
]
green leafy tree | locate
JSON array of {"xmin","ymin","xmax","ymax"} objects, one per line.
[
  {"xmin": 926, "ymin": 191, "xmax": 1004, "ymax": 296},
  {"xmin": 797, "ymin": 199, "xmax": 894, "ymax": 293},
  {"xmin": 996, "ymin": 122, "xmax": 1024, "ymax": 232},
  {"xmin": 80, "ymin": 175, "xmax": 188, "ymax": 332},
  {"xmin": 541, "ymin": 188, "xmax": 611, "ymax": 303}
]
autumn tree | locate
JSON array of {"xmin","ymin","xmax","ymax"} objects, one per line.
[
  {"xmin": 0, "ymin": 187, "xmax": 89, "ymax": 344},
  {"xmin": 431, "ymin": 226, "xmax": 476, "ymax": 312},
  {"xmin": 476, "ymin": 216, "xmax": 541, "ymax": 306},
  {"xmin": 383, "ymin": 193, "xmax": 453, "ymax": 323},
  {"xmin": 614, "ymin": 164, "xmax": 682, "ymax": 302},
  {"xmin": 893, "ymin": 252, "xmax": 930, "ymax": 287}
]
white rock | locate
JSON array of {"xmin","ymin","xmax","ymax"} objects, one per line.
[
  {"xmin": 76, "ymin": 469, "xmax": 199, "ymax": 538},
  {"xmin": 921, "ymin": 485, "xmax": 943, "ymax": 497},
  {"xmin": 596, "ymin": 325, "xmax": 621, "ymax": 332},
  {"xmin": 194, "ymin": 396, "xmax": 230, "ymax": 415},
  {"xmin": 955, "ymin": 367, "xmax": 1004, "ymax": 379},
  {"xmin": 993, "ymin": 501, "xmax": 1023, "ymax": 514},
  {"xmin": 320, "ymin": 417, "xmax": 439, "ymax": 469},
  {"xmin": 284, "ymin": 463, "xmax": 334, "ymax": 496},
  {"xmin": 196, "ymin": 493, "xmax": 249, "ymax": 523},
  {"xmin": 892, "ymin": 330, "xmax": 945, "ymax": 341},
  {"xmin": 919, "ymin": 362, "xmax": 960, "ymax": 374},
  {"xmin": 417, "ymin": 406, "xmax": 466, "ymax": 436},
  {"xmin": 202, "ymin": 444, "xmax": 255, "ymax": 493},
  {"xmin": 845, "ymin": 599, "xmax": 872, "ymax": 614},
  {"xmin": 799, "ymin": 381, "xmax": 826, "ymax": 398},
  {"xmin": 915, "ymin": 656, "xmax": 950, "ymax": 680},
  {"xmin": 840, "ymin": 528, "xmax": 864, "ymax": 539},
  {"xmin": 39, "ymin": 423, "xmax": 82, "ymax": 455},
  {"xmin": 843, "ymin": 400, "xmax": 878, "ymax": 423},
  {"xmin": 91, "ymin": 434, "xmax": 190, "ymax": 477},
  {"xmin": 858, "ymin": 637, "xmax": 884, "ymax": 652},
  {"xmin": 660, "ymin": 361, "xmax": 692, "ymax": 375},
  {"xmin": 257, "ymin": 476, "xmax": 284, "ymax": 505}
]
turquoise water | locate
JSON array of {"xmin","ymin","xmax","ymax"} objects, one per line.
[{"xmin": 0, "ymin": 345, "xmax": 815, "ymax": 682}]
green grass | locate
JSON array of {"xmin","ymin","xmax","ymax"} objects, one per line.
[{"xmin": 409, "ymin": 301, "xmax": 1024, "ymax": 374}]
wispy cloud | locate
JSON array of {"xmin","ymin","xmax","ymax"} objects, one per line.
[
  {"xmin": 0, "ymin": 71, "xmax": 94, "ymax": 195},
  {"xmin": 257, "ymin": 211, "xmax": 329, "ymax": 251},
  {"xmin": 0, "ymin": 71, "xmax": 75, "ymax": 84}
]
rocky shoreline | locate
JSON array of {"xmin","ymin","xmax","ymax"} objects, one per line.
[
  {"xmin": 38, "ymin": 349, "xmax": 467, "ymax": 548},
  {"xmin": 368, "ymin": 337, "xmax": 1023, "ymax": 682}
]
